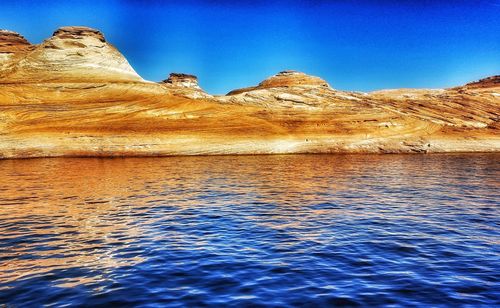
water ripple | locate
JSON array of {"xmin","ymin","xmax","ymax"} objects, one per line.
[{"xmin": 0, "ymin": 154, "xmax": 499, "ymax": 306}]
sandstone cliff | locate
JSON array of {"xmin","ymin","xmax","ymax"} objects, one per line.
[
  {"xmin": 0, "ymin": 26, "xmax": 142, "ymax": 83},
  {"xmin": 0, "ymin": 26, "xmax": 498, "ymax": 158}
]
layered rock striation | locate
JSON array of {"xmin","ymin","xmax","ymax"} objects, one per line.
[
  {"xmin": 160, "ymin": 73, "xmax": 211, "ymax": 99},
  {"xmin": 163, "ymin": 73, "xmax": 200, "ymax": 88},
  {"xmin": 227, "ymin": 70, "xmax": 330, "ymax": 95},
  {"xmin": 0, "ymin": 26, "xmax": 498, "ymax": 158},
  {"xmin": 0, "ymin": 30, "xmax": 33, "ymax": 53},
  {"xmin": 0, "ymin": 26, "xmax": 142, "ymax": 83},
  {"xmin": 0, "ymin": 30, "xmax": 34, "ymax": 71},
  {"xmin": 459, "ymin": 75, "xmax": 500, "ymax": 90}
]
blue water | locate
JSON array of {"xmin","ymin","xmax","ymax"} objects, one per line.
[{"xmin": 0, "ymin": 154, "xmax": 499, "ymax": 306}]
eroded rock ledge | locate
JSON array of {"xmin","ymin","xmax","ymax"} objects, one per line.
[
  {"xmin": 160, "ymin": 73, "xmax": 210, "ymax": 99},
  {"xmin": 460, "ymin": 75, "xmax": 500, "ymax": 90},
  {"xmin": 0, "ymin": 30, "xmax": 34, "ymax": 70},
  {"xmin": 0, "ymin": 30, "xmax": 33, "ymax": 53},
  {"xmin": 0, "ymin": 26, "xmax": 142, "ymax": 83},
  {"xmin": 52, "ymin": 26, "xmax": 106, "ymax": 42},
  {"xmin": 227, "ymin": 70, "xmax": 331, "ymax": 95},
  {"xmin": 163, "ymin": 73, "xmax": 199, "ymax": 88},
  {"xmin": 260, "ymin": 70, "xmax": 331, "ymax": 88},
  {"xmin": 0, "ymin": 26, "xmax": 498, "ymax": 158}
]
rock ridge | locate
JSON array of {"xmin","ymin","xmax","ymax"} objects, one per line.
[
  {"xmin": 227, "ymin": 70, "xmax": 330, "ymax": 95},
  {"xmin": 0, "ymin": 26, "xmax": 142, "ymax": 83},
  {"xmin": 259, "ymin": 70, "xmax": 331, "ymax": 88},
  {"xmin": 0, "ymin": 26, "xmax": 498, "ymax": 158},
  {"xmin": 461, "ymin": 75, "xmax": 500, "ymax": 89},
  {"xmin": 52, "ymin": 26, "xmax": 106, "ymax": 42},
  {"xmin": 0, "ymin": 30, "xmax": 33, "ymax": 53}
]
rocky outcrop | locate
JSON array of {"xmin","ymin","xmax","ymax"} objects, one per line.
[
  {"xmin": 459, "ymin": 75, "xmax": 500, "ymax": 90},
  {"xmin": 160, "ymin": 73, "xmax": 211, "ymax": 99},
  {"xmin": 0, "ymin": 30, "xmax": 34, "ymax": 70},
  {"xmin": 0, "ymin": 26, "xmax": 142, "ymax": 83},
  {"xmin": 259, "ymin": 70, "xmax": 330, "ymax": 88},
  {"xmin": 0, "ymin": 30, "xmax": 33, "ymax": 53},
  {"xmin": 222, "ymin": 70, "xmax": 355, "ymax": 109},
  {"xmin": 52, "ymin": 26, "xmax": 106, "ymax": 43},
  {"xmin": 163, "ymin": 73, "xmax": 200, "ymax": 88},
  {"xmin": 228, "ymin": 70, "xmax": 330, "ymax": 95},
  {"xmin": 0, "ymin": 26, "xmax": 498, "ymax": 158}
]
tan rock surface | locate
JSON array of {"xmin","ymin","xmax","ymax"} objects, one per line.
[
  {"xmin": 0, "ymin": 27, "xmax": 498, "ymax": 158},
  {"xmin": 0, "ymin": 30, "xmax": 34, "ymax": 71},
  {"xmin": 160, "ymin": 73, "xmax": 212, "ymax": 99},
  {"xmin": 0, "ymin": 26, "xmax": 142, "ymax": 83},
  {"xmin": 0, "ymin": 30, "xmax": 33, "ymax": 53}
]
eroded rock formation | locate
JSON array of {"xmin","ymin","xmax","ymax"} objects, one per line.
[
  {"xmin": 0, "ymin": 26, "xmax": 498, "ymax": 158},
  {"xmin": 160, "ymin": 73, "xmax": 211, "ymax": 99},
  {"xmin": 0, "ymin": 30, "xmax": 33, "ymax": 53},
  {"xmin": 0, "ymin": 26, "xmax": 142, "ymax": 83},
  {"xmin": 228, "ymin": 70, "xmax": 331, "ymax": 95},
  {"xmin": 0, "ymin": 30, "xmax": 34, "ymax": 71},
  {"xmin": 163, "ymin": 73, "xmax": 200, "ymax": 88},
  {"xmin": 459, "ymin": 75, "xmax": 500, "ymax": 90}
]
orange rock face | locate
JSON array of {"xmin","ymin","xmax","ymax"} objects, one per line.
[
  {"xmin": 459, "ymin": 75, "xmax": 499, "ymax": 90},
  {"xmin": 160, "ymin": 73, "xmax": 210, "ymax": 99},
  {"xmin": 0, "ymin": 26, "xmax": 498, "ymax": 158},
  {"xmin": 0, "ymin": 30, "xmax": 33, "ymax": 53},
  {"xmin": 0, "ymin": 26, "xmax": 142, "ymax": 83},
  {"xmin": 0, "ymin": 30, "xmax": 34, "ymax": 72}
]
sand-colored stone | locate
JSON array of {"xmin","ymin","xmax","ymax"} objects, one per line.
[
  {"xmin": 0, "ymin": 26, "xmax": 498, "ymax": 158},
  {"xmin": 0, "ymin": 26, "xmax": 142, "ymax": 83},
  {"xmin": 0, "ymin": 30, "xmax": 33, "ymax": 53},
  {"xmin": 160, "ymin": 73, "xmax": 211, "ymax": 99}
]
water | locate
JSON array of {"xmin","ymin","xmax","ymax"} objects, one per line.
[{"xmin": 0, "ymin": 154, "xmax": 499, "ymax": 306}]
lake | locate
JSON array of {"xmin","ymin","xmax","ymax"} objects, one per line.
[{"xmin": 0, "ymin": 154, "xmax": 499, "ymax": 306}]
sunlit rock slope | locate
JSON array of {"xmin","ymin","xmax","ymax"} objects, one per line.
[{"xmin": 0, "ymin": 26, "xmax": 498, "ymax": 158}]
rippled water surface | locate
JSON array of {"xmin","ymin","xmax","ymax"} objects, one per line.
[{"xmin": 0, "ymin": 154, "xmax": 499, "ymax": 306}]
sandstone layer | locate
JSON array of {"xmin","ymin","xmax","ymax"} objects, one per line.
[{"xmin": 0, "ymin": 26, "xmax": 498, "ymax": 158}]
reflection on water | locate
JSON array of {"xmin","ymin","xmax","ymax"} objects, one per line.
[{"xmin": 0, "ymin": 154, "xmax": 499, "ymax": 306}]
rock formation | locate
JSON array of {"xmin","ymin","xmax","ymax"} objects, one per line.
[
  {"xmin": 0, "ymin": 26, "xmax": 142, "ymax": 83},
  {"xmin": 0, "ymin": 26, "xmax": 498, "ymax": 158},
  {"xmin": 160, "ymin": 73, "xmax": 211, "ymax": 99},
  {"xmin": 227, "ymin": 70, "xmax": 331, "ymax": 95},
  {"xmin": 0, "ymin": 30, "xmax": 33, "ymax": 53},
  {"xmin": 459, "ymin": 75, "xmax": 499, "ymax": 90},
  {"xmin": 0, "ymin": 30, "xmax": 34, "ymax": 71},
  {"xmin": 163, "ymin": 73, "xmax": 200, "ymax": 88}
]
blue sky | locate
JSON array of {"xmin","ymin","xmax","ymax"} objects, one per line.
[{"xmin": 1, "ymin": 0, "xmax": 499, "ymax": 94}]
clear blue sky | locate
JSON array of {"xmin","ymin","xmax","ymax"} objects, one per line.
[{"xmin": 1, "ymin": 0, "xmax": 499, "ymax": 94}]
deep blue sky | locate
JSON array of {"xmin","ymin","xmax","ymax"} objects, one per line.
[{"xmin": 1, "ymin": 0, "xmax": 499, "ymax": 94}]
